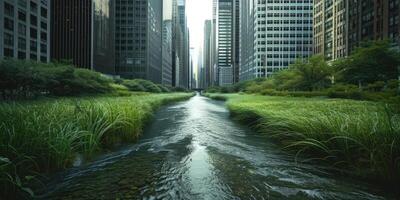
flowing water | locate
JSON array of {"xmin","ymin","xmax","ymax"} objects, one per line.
[{"xmin": 39, "ymin": 94, "xmax": 390, "ymax": 200}]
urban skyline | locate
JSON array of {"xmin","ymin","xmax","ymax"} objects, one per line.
[{"xmin": 1, "ymin": 0, "xmax": 399, "ymax": 89}]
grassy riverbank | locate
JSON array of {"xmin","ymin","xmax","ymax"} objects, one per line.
[
  {"xmin": 205, "ymin": 93, "xmax": 400, "ymax": 187},
  {"xmin": 0, "ymin": 93, "xmax": 193, "ymax": 199}
]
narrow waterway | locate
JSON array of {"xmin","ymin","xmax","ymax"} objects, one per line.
[{"xmin": 40, "ymin": 94, "xmax": 389, "ymax": 200}]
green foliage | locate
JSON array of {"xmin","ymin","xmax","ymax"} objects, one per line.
[
  {"xmin": 121, "ymin": 80, "xmax": 146, "ymax": 92},
  {"xmin": 334, "ymin": 40, "xmax": 400, "ymax": 85},
  {"xmin": 0, "ymin": 93, "xmax": 193, "ymax": 199},
  {"xmin": 0, "ymin": 59, "xmax": 114, "ymax": 99},
  {"xmin": 210, "ymin": 93, "xmax": 400, "ymax": 186}
]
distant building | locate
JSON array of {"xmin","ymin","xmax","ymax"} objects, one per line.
[
  {"xmin": 253, "ymin": 0, "xmax": 313, "ymax": 78},
  {"xmin": 216, "ymin": 0, "xmax": 234, "ymax": 86},
  {"xmin": 203, "ymin": 20, "xmax": 213, "ymax": 88},
  {"xmin": 0, "ymin": 0, "xmax": 50, "ymax": 62},
  {"xmin": 114, "ymin": 0, "xmax": 163, "ymax": 83},
  {"xmin": 239, "ymin": 0, "xmax": 255, "ymax": 81},
  {"xmin": 50, "ymin": 0, "xmax": 115, "ymax": 74},
  {"xmin": 162, "ymin": 20, "xmax": 173, "ymax": 86}
]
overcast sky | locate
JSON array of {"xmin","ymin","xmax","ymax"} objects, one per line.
[{"xmin": 186, "ymin": 0, "xmax": 213, "ymax": 77}]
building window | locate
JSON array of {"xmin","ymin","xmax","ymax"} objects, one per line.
[
  {"xmin": 4, "ymin": 2, "xmax": 14, "ymax": 16},
  {"xmin": 18, "ymin": 23, "xmax": 26, "ymax": 36},
  {"xmin": 30, "ymin": 1, "xmax": 38, "ymax": 13},
  {"xmin": 4, "ymin": 33, "xmax": 14, "ymax": 46},
  {"xmin": 30, "ymin": 40, "xmax": 37, "ymax": 51},
  {"xmin": 18, "ymin": 37, "xmax": 26, "ymax": 50},
  {"xmin": 4, "ymin": 48, "xmax": 14, "ymax": 57},
  {"xmin": 4, "ymin": 18, "xmax": 14, "ymax": 31},
  {"xmin": 18, "ymin": 11, "xmax": 26, "ymax": 21},
  {"xmin": 40, "ymin": 7, "xmax": 47, "ymax": 18},
  {"xmin": 18, "ymin": 51, "xmax": 26, "ymax": 59},
  {"xmin": 31, "ymin": 15, "xmax": 37, "ymax": 26},
  {"xmin": 30, "ymin": 28, "xmax": 37, "ymax": 38},
  {"xmin": 40, "ymin": 21, "xmax": 47, "ymax": 30}
]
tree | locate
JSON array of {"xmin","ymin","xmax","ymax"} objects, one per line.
[{"xmin": 334, "ymin": 40, "xmax": 400, "ymax": 86}]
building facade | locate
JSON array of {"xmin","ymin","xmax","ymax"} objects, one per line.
[
  {"xmin": 114, "ymin": 0, "xmax": 163, "ymax": 83},
  {"xmin": 239, "ymin": 0, "xmax": 255, "ymax": 81},
  {"xmin": 203, "ymin": 20, "xmax": 213, "ymax": 88},
  {"xmin": 0, "ymin": 0, "xmax": 50, "ymax": 62},
  {"xmin": 253, "ymin": 0, "xmax": 313, "ymax": 78},
  {"xmin": 51, "ymin": 0, "xmax": 114, "ymax": 74},
  {"xmin": 217, "ymin": 0, "xmax": 234, "ymax": 86},
  {"xmin": 314, "ymin": 0, "xmax": 400, "ymax": 60}
]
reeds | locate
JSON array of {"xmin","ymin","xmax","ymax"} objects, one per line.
[
  {"xmin": 0, "ymin": 93, "xmax": 192, "ymax": 199},
  {"xmin": 211, "ymin": 94, "xmax": 400, "ymax": 186}
]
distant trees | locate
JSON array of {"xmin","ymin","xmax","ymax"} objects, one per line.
[{"xmin": 206, "ymin": 40, "xmax": 400, "ymax": 101}]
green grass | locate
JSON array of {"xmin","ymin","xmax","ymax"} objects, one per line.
[
  {"xmin": 0, "ymin": 93, "xmax": 193, "ymax": 199},
  {"xmin": 205, "ymin": 93, "xmax": 400, "ymax": 187}
]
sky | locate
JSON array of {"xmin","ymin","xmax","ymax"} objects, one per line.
[{"xmin": 186, "ymin": 0, "xmax": 213, "ymax": 79}]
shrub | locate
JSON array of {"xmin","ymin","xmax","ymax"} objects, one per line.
[
  {"xmin": 121, "ymin": 80, "xmax": 146, "ymax": 92},
  {"xmin": 134, "ymin": 79, "xmax": 162, "ymax": 93},
  {"xmin": 156, "ymin": 84, "xmax": 171, "ymax": 93}
]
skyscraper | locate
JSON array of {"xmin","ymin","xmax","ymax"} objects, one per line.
[
  {"xmin": 203, "ymin": 20, "xmax": 213, "ymax": 88},
  {"xmin": 0, "ymin": 0, "xmax": 50, "ymax": 62},
  {"xmin": 252, "ymin": 0, "xmax": 313, "ymax": 78},
  {"xmin": 162, "ymin": 0, "xmax": 173, "ymax": 86},
  {"xmin": 114, "ymin": 0, "xmax": 163, "ymax": 83},
  {"xmin": 239, "ymin": 0, "xmax": 255, "ymax": 81},
  {"xmin": 51, "ymin": 0, "xmax": 115, "ymax": 74},
  {"xmin": 217, "ymin": 0, "xmax": 234, "ymax": 86}
]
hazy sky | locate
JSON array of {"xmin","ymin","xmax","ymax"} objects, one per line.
[{"xmin": 186, "ymin": 0, "xmax": 213, "ymax": 78}]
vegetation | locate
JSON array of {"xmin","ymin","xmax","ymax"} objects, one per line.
[
  {"xmin": 0, "ymin": 93, "xmax": 193, "ymax": 199},
  {"xmin": 0, "ymin": 59, "xmax": 187, "ymax": 100},
  {"xmin": 206, "ymin": 93, "xmax": 400, "ymax": 189},
  {"xmin": 206, "ymin": 41, "xmax": 400, "ymax": 102}
]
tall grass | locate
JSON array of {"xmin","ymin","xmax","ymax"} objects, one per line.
[
  {"xmin": 207, "ymin": 94, "xmax": 400, "ymax": 187},
  {"xmin": 0, "ymin": 93, "xmax": 192, "ymax": 199}
]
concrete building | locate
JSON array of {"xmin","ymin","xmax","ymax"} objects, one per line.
[
  {"xmin": 314, "ymin": 0, "xmax": 400, "ymax": 60},
  {"xmin": 51, "ymin": 0, "xmax": 115, "ymax": 74},
  {"xmin": 239, "ymin": 0, "xmax": 255, "ymax": 81},
  {"xmin": 203, "ymin": 20, "xmax": 213, "ymax": 88},
  {"xmin": 216, "ymin": 0, "xmax": 234, "ymax": 86},
  {"xmin": 114, "ymin": 0, "xmax": 163, "ymax": 83},
  {"xmin": 0, "ymin": 0, "xmax": 50, "ymax": 62},
  {"xmin": 211, "ymin": 0, "xmax": 218, "ymax": 85},
  {"xmin": 178, "ymin": 0, "xmax": 190, "ymax": 88},
  {"xmin": 162, "ymin": 0, "xmax": 173, "ymax": 86},
  {"xmin": 253, "ymin": 0, "xmax": 313, "ymax": 78}
]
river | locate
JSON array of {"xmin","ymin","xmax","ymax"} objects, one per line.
[{"xmin": 40, "ymin": 94, "xmax": 389, "ymax": 200}]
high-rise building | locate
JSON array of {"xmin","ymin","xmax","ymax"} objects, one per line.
[
  {"xmin": 314, "ymin": 0, "xmax": 400, "ymax": 61},
  {"xmin": 239, "ymin": 0, "xmax": 255, "ymax": 81},
  {"xmin": 162, "ymin": 0, "xmax": 173, "ymax": 86},
  {"xmin": 216, "ymin": 0, "xmax": 234, "ymax": 86},
  {"xmin": 211, "ymin": 0, "xmax": 218, "ymax": 86},
  {"xmin": 252, "ymin": 0, "xmax": 313, "ymax": 78},
  {"xmin": 51, "ymin": 0, "xmax": 115, "ymax": 74},
  {"xmin": 203, "ymin": 20, "xmax": 213, "ymax": 88},
  {"xmin": 232, "ymin": 0, "xmax": 240, "ymax": 83},
  {"xmin": 114, "ymin": 0, "xmax": 163, "ymax": 83},
  {"xmin": 0, "ymin": 0, "xmax": 50, "ymax": 62},
  {"xmin": 178, "ymin": 0, "xmax": 190, "ymax": 88}
]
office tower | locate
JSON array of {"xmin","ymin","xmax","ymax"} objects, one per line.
[
  {"xmin": 115, "ymin": 0, "xmax": 163, "ymax": 83},
  {"xmin": 211, "ymin": 0, "xmax": 218, "ymax": 86},
  {"xmin": 0, "ymin": 0, "xmax": 50, "ymax": 62},
  {"xmin": 51, "ymin": 0, "xmax": 115, "ymax": 74},
  {"xmin": 239, "ymin": 0, "xmax": 255, "ymax": 81},
  {"xmin": 314, "ymin": 0, "xmax": 400, "ymax": 61},
  {"xmin": 178, "ymin": 0, "xmax": 190, "ymax": 88},
  {"xmin": 232, "ymin": 0, "xmax": 240, "ymax": 83},
  {"xmin": 216, "ymin": 0, "xmax": 234, "ymax": 86},
  {"xmin": 203, "ymin": 20, "xmax": 213, "ymax": 88},
  {"xmin": 162, "ymin": 0, "xmax": 173, "ymax": 86},
  {"xmin": 253, "ymin": 0, "xmax": 313, "ymax": 78}
]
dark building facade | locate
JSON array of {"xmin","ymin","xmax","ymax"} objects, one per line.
[
  {"xmin": 51, "ymin": 0, "xmax": 115, "ymax": 74},
  {"xmin": 0, "ymin": 0, "xmax": 51, "ymax": 62},
  {"xmin": 114, "ymin": 0, "xmax": 163, "ymax": 83}
]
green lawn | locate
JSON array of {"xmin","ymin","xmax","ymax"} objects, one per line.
[
  {"xmin": 206, "ymin": 93, "xmax": 400, "ymax": 186},
  {"xmin": 0, "ymin": 93, "xmax": 193, "ymax": 198}
]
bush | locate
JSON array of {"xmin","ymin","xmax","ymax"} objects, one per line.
[
  {"xmin": 121, "ymin": 80, "xmax": 146, "ymax": 92},
  {"xmin": 156, "ymin": 84, "xmax": 171, "ymax": 93},
  {"xmin": 0, "ymin": 59, "xmax": 114, "ymax": 99}
]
